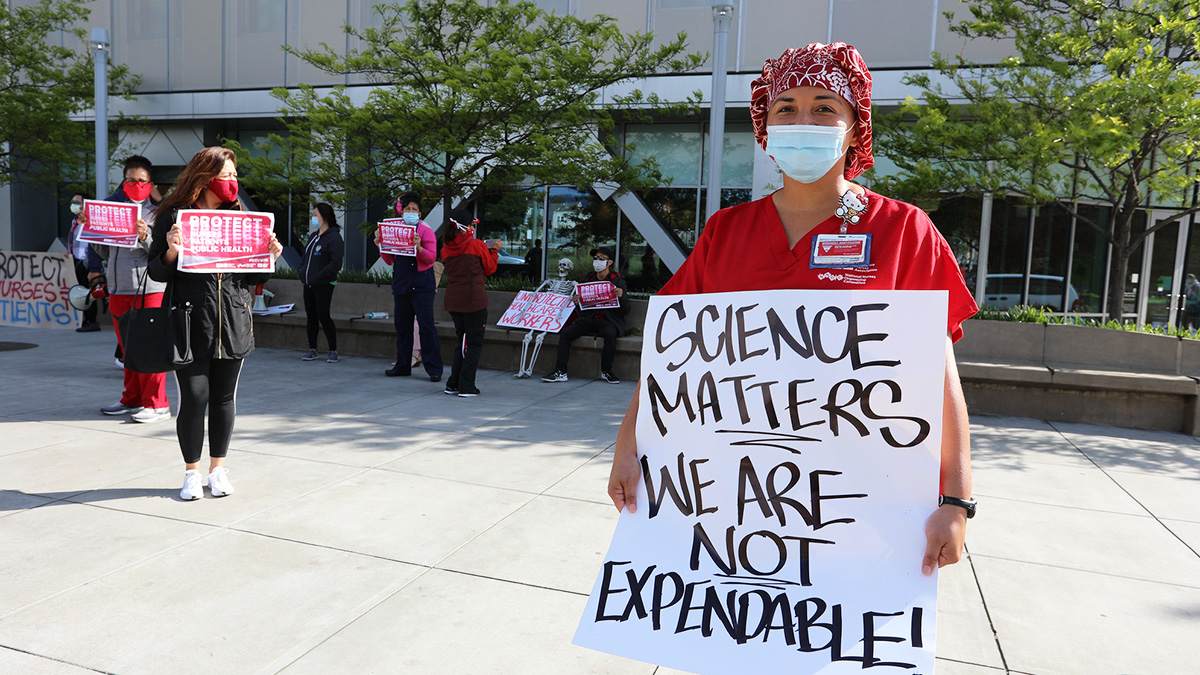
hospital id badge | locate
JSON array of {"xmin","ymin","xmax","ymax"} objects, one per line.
[{"xmin": 811, "ymin": 233, "xmax": 871, "ymax": 268}]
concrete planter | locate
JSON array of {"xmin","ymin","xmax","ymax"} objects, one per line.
[{"xmin": 959, "ymin": 318, "xmax": 1196, "ymax": 376}]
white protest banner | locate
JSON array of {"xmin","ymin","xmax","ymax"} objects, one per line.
[
  {"xmin": 496, "ymin": 290, "xmax": 575, "ymax": 333},
  {"xmin": 0, "ymin": 252, "xmax": 78, "ymax": 329},
  {"xmin": 575, "ymin": 289, "xmax": 949, "ymax": 675},
  {"xmin": 578, "ymin": 280, "xmax": 621, "ymax": 310},
  {"xmin": 177, "ymin": 209, "xmax": 275, "ymax": 273},
  {"xmin": 378, "ymin": 219, "xmax": 417, "ymax": 256},
  {"xmin": 80, "ymin": 200, "xmax": 140, "ymax": 248}
]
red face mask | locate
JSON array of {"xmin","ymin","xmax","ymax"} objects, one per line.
[
  {"xmin": 123, "ymin": 180, "xmax": 153, "ymax": 202},
  {"xmin": 207, "ymin": 177, "xmax": 239, "ymax": 203}
]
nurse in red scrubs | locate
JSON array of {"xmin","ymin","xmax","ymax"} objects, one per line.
[{"xmin": 608, "ymin": 42, "xmax": 979, "ymax": 576}]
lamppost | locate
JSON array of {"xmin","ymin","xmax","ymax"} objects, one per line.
[
  {"xmin": 92, "ymin": 27, "xmax": 109, "ymax": 200},
  {"xmin": 704, "ymin": 3, "xmax": 734, "ymax": 225}
]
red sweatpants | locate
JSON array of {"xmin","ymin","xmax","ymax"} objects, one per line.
[{"xmin": 109, "ymin": 292, "xmax": 169, "ymax": 409}]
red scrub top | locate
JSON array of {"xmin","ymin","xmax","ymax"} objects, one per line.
[{"xmin": 659, "ymin": 190, "xmax": 979, "ymax": 342}]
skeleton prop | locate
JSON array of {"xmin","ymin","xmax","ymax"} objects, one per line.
[{"xmin": 514, "ymin": 257, "xmax": 577, "ymax": 378}]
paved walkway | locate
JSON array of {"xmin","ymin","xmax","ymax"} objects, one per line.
[{"xmin": 0, "ymin": 324, "xmax": 1195, "ymax": 675}]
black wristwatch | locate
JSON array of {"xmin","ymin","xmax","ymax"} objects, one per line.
[{"xmin": 939, "ymin": 495, "xmax": 977, "ymax": 519}]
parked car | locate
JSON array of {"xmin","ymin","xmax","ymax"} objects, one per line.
[
  {"xmin": 494, "ymin": 248, "xmax": 529, "ymax": 277},
  {"xmin": 983, "ymin": 274, "xmax": 1081, "ymax": 311}
]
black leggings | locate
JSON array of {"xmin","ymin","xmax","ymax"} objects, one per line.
[
  {"xmin": 304, "ymin": 283, "xmax": 337, "ymax": 351},
  {"xmin": 174, "ymin": 358, "xmax": 243, "ymax": 464}
]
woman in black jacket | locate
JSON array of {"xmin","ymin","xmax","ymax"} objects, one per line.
[
  {"xmin": 147, "ymin": 146, "xmax": 282, "ymax": 501},
  {"xmin": 299, "ymin": 202, "xmax": 344, "ymax": 362}
]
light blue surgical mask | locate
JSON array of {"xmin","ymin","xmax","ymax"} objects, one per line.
[
  {"xmin": 402, "ymin": 212, "xmax": 420, "ymax": 225},
  {"xmin": 309, "ymin": 216, "xmax": 321, "ymax": 231},
  {"xmin": 765, "ymin": 124, "xmax": 849, "ymax": 184}
]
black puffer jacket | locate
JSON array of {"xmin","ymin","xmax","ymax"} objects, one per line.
[
  {"xmin": 146, "ymin": 206, "xmax": 272, "ymax": 360},
  {"xmin": 298, "ymin": 227, "xmax": 344, "ymax": 286}
]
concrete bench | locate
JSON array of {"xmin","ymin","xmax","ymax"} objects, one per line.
[
  {"xmin": 256, "ymin": 280, "xmax": 1200, "ymax": 434},
  {"xmin": 253, "ymin": 280, "xmax": 644, "ymax": 380},
  {"xmin": 955, "ymin": 320, "xmax": 1200, "ymax": 435}
]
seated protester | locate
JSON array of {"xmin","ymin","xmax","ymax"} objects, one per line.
[{"xmin": 542, "ymin": 246, "xmax": 629, "ymax": 384}]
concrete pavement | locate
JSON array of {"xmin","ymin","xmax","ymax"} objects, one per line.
[{"xmin": 0, "ymin": 324, "xmax": 1195, "ymax": 675}]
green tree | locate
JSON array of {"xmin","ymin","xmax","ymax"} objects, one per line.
[
  {"xmin": 873, "ymin": 0, "xmax": 1200, "ymax": 321},
  {"xmin": 230, "ymin": 0, "xmax": 702, "ymax": 231},
  {"xmin": 0, "ymin": 0, "xmax": 140, "ymax": 187}
]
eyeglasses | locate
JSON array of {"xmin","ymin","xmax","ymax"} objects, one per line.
[
  {"xmin": 593, "ymin": 256, "xmax": 609, "ymax": 261},
  {"xmin": 123, "ymin": 178, "xmax": 152, "ymax": 184}
]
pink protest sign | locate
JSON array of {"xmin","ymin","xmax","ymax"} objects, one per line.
[
  {"xmin": 378, "ymin": 219, "xmax": 417, "ymax": 256},
  {"xmin": 497, "ymin": 291, "xmax": 576, "ymax": 333},
  {"xmin": 577, "ymin": 280, "xmax": 621, "ymax": 310},
  {"xmin": 176, "ymin": 209, "xmax": 275, "ymax": 273},
  {"xmin": 80, "ymin": 200, "xmax": 140, "ymax": 248}
]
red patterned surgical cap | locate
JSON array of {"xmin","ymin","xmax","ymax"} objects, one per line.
[{"xmin": 750, "ymin": 42, "xmax": 874, "ymax": 179}]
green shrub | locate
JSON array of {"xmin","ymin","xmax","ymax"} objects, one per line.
[{"xmin": 975, "ymin": 305, "xmax": 1200, "ymax": 339}]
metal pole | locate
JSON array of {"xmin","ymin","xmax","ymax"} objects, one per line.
[
  {"xmin": 704, "ymin": 3, "xmax": 734, "ymax": 225},
  {"xmin": 92, "ymin": 28, "xmax": 109, "ymax": 200}
]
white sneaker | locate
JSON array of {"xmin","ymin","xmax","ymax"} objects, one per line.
[
  {"xmin": 180, "ymin": 470, "xmax": 203, "ymax": 501},
  {"xmin": 101, "ymin": 402, "xmax": 143, "ymax": 416},
  {"xmin": 208, "ymin": 467, "xmax": 234, "ymax": 497},
  {"xmin": 131, "ymin": 407, "xmax": 171, "ymax": 424}
]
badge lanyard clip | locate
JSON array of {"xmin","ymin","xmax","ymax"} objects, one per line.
[{"xmin": 835, "ymin": 188, "xmax": 868, "ymax": 234}]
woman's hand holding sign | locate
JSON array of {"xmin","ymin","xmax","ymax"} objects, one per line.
[
  {"xmin": 137, "ymin": 218, "xmax": 149, "ymax": 242},
  {"xmin": 608, "ymin": 383, "xmax": 642, "ymax": 514},
  {"xmin": 163, "ymin": 222, "xmax": 183, "ymax": 264},
  {"xmin": 268, "ymin": 232, "xmax": 283, "ymax": 261}
]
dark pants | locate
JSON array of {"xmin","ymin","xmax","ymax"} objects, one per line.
[
  {"xmin": 303, "ymin": 283, "xmax": 337, "ymax": 351},
  {"xmin": 447, "ymin": 308, "xmax": 487, "ymax": 394},
  {"xmin": 173, "ymin": 358, "xmax": 243, "ymax": 465},
  {"xmin": 555, "ymin": 317, "xmax": 618, "ymax": 373},
  {"xmin": 73, "ymin": 260, "xmax": 98, "ymax": 324},
  {"xmin": 393, "ymin": 291, "xmax": 442, "ymax": 378}
]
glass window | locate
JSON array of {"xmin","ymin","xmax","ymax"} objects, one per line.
[
  {"xmin": 625, "ymin": 123, "xmax": 702, "ymax": 187},
  {"xmin": 1180, "ymin": 214, "xmax": 1200, "ymax": 329},
  {"xmin": 928, "ymin": 196, "xmax": 982, "ymax": 287},
  {"xmin": 547, "ymin": 187, "xmax": 595, "ymax": 280},
  {"xmin": 1070, "ymin": 204, "xmax": 1110, "ymax": 315},
  {"xmin": 1122, "ymin": 211, "xmax": 1149, "ymax": 319},
  {"xmin": 984, "ymin": 197, "xmax": 1032, "ymax": 303},
  {"xmin": 1147, "ymin": 217, "xmax": 1180, "ymax": 326},
  {"xmin": 642, "ymin": 187, "xmax": 701, "ymax": 249},
  {"xmin": 1029, "ymin": 203, "xmax": 1071, "ymax": 310},
  {"xmin": 701, "ymin": 122, "xmax": 754, "ymax": 188}
]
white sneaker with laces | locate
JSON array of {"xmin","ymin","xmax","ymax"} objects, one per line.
[
  {"xmin": 131, "ymin": 407, "xmax": 171, "ymax": 423},
  {"xmin": 180, "ymin": 470, "xmax": 203, "ymax": 501},
  {"xmin": 208, "ymin": 466, "xmax": 234, "ymax": 497}
]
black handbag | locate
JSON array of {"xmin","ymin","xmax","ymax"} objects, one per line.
[{"xmin": 118, "ymin": 271, "xmax": 194, "ymax": 373}]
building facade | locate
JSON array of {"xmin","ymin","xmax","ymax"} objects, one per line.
[{"xmin": 3, "ymin": 0, "xmax": 1198, "ymax": 326}]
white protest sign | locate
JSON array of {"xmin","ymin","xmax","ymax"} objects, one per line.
[
  {"xmin": 0, "ymin": 252, "xmax": 78, "ymax": 329},
  {"xmin": 496, "ymin": 290, "xmax": 575, "ymax": 333},
  {"xmin": 575, "ymin": 289, "xmax": 949, "ymax": 675}
]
